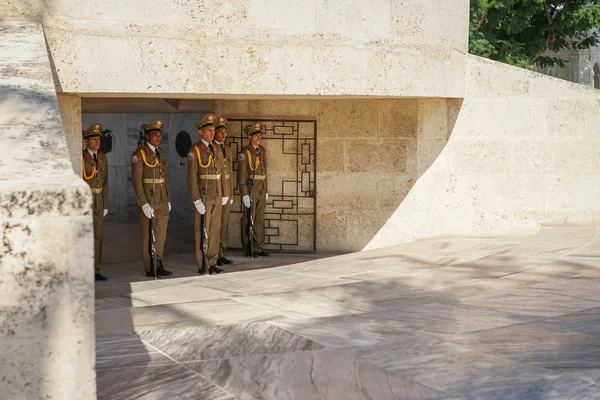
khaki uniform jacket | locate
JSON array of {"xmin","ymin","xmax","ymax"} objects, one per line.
[
  {"xmin": 238, "ymin": 144, "xmax": 268, "ymax": 196},
  {"xmin": 187, "ymin": 141, "xmax": 225, "ymax": 203},
  {"xmin": 82, "ymin": 149, "xmax": 108, "ymax": 209},
  {"xmin": 131, "ymin": 144, "xmax": 171, "ymax": 207},
  {"xmin": 217, "ymin": 142, "xmax": 234, "ymax": 198}
]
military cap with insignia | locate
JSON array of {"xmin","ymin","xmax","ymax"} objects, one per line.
[
  {"xmin": 246, "ymin": 122, "xmax": 264, "ymax": 136},
  {"xmin": 83, "ymin": 123, "xmax": 103, "ymax": 138},
  {"xmin": 215, "ymin": 116, "xmax": 228, "ymax": 129},
  {"xmin": 195, "ymin": 114, "xmax": 216, "ymax": 129},
  {"xmin": 141, "ymin": 118, "xmax": 164, "ymax": 132}
]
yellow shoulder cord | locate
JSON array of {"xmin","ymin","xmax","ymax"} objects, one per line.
[
  {"xmin": 195, "ymin": 146, "xmax": 214, "ymax": 168},
  {"xmin": 82, "ymin": 158, "xmax": 97, "ymax": 180},
  {"xmin": 246, "ymin": 149, "xmax": 260, "ymax": 171},
  {"xmin": 140, "ymin": 148, "xmax": 159, "ymax": 168}
]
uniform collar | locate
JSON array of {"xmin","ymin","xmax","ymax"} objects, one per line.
[
  {"xmin": 87, "ymin": 148, "xmax": 97, "ymax": 157},
  {"xmin": 214, "ymin": 140, "xmax": 223, "ymax": 146},
  {"xmin": 147, "ymin": 143, "xmax": 157, "ymax": 153},
  {"xmin": 200, "ymin": 139, "xmax": 211, "ymax": 148}
]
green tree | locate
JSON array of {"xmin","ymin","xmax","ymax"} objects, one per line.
[{"xmin": 470, "ymin": 1, "xmax": 600, "ymax": 69}]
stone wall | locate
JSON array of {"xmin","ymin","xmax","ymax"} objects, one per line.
[
  {"xmin": 215, "ymin": 98, "xmax": 456, "ymax": 251},
  {"xmin": 0, "ymin": 22, "xmax": 95, "ymax": 399},
  {"xmin": 2, "ymin": 0, "xmax": 469, "ymax": 98},
  {"xmin": 366, "ymin": 55, "xmax": 600, "ymax": 250},
  {"xmin": 57, "ymin": 93, "xmax": 82, "ymax": 175}
]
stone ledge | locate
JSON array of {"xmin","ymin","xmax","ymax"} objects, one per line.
[{"xmin": 0, "ymin": 181, "xmax": 91, "ymax": 219}]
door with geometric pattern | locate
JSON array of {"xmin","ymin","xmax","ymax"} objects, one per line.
[{"xmin": 226, "ymin": 119, "xmax": 317, "ymax": 253}]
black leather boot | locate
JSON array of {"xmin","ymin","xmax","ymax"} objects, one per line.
[
  {"xmin": 157, "ymin": 260, "xmax": 173, "ymax": 276},
  {"xmin": 209, "ymin": 265, "xmax": 225, "ymax": 275}
]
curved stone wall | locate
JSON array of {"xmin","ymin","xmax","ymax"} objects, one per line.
[{"xmin": 366, "ymin": 55, "xmax": 600, "ymax": 250}]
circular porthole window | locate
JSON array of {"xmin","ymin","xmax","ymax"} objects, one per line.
[{"xmin": 175, "ymin": 131, "xmax": 192, "ymax": 158}]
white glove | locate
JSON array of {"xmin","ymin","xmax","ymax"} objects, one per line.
[
  {"xmin": 141, "ymin": 203, "xmax": 154, "ymax": 219},
  {"xmin": 242, "ymin": 195, "xmax": 251, "ymax": 209},
  {"xmin": 103, "ymin": 209, "xmax": 108, "ymax": 217},
  {"xmin": 194, "ymin": 199, "xmax": 206, "ymax": 215},
  {"xmin": 266, "ymin": 193, "xmax": 269, "ymax": 200},
  {"xmin": 230, "ymin": 198, "xmax": 233, "ymax": 205},
  {"xmin": 221, "ymin": 196, "xmax": 229, "ymax": 206},
  {"xmin": 168, "ymin": 202, "xmax": 171, "ymax": 212}
]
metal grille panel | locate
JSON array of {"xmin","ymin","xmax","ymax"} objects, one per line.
[{"xmin": 227, "ymin": 119, "xmax": 317, "ymax": 253}]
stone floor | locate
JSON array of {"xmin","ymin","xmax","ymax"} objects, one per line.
[{"xmin": 96, "ymin": 225, "xmax": 600, "ymax": 400}]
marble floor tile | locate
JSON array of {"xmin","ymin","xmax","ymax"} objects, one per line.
[
  {"xmin": 96, "ymin": 306, "xmax": 171, "ymax": 335},
  {"xmin": 249, "ymin": 272, "xmax": 358, "ymax": 290},
  {"xmin": 97, "ymin": 351, "xmax": 174, "ymax": 371},
  {"xmin": 283, "ymin": 257, "xmax": 396, "ymax": 278},
  {"xmin": 145, "ymin": 298, "xmax": 282, "ymax": 326},
  {"xmin": 449, "ymin": 323, "xmax": 600, "ymax": 373},
  {"xmin": 126, "ymin": 277, "xmax": 194, "ymax": 294},
  {"xmin": 448, "ymin": 377, "xmax": 600, "ymax": 400},
  {"xmin": 236, "ymin": 279, "xmax": 436, "ymax": 312},
  {"xmin": 369, "ymin": 278, "xmax": 537, "ymax": 310},
  {"xmin": 97, "ymin": 364, "xmax": 235, "ymax": 400},
  {"xmin": 532, "ymin": 257, "xmax": 600, "ymax": 279},
  {"xmin": 365, "ymin": 303, "xmax": 524, "ymax": 336},
  {"xmin": 186, "ymin": 350, "xmax": 446, "ymax": 400},
  {"xmin": 491, "ymin": 270, "xmax": 551, "ymax": 287},
  {"xmin": 275, "ymin": 301, "xmax": 384, "ymax": 319},
  {"xmin": 579, "ymin": 239, "xmax": 600, "ymax": 254},
  {"xmin": 125, "ymin": 283, "xmax": 231, "ymax": 307},
  {"xmin": 455, "ymin": 251, "xmax": 550, "ymax": 275},
  {"xmin": 449, "ymin": 323, "xmax": 597, "ymax": 350},
  {"xmin": 526, "ymin": 277, "xmax": 600, "ymax": 302},
  {"xmin": 457, "ymin": 286, "xmax": 600, "ymax": 318},
  {"xmin": 98, "ymin": 279, "xmax": 221, "ymax": 308},
  {"xmin": 544, "ymin": 307, "xmax": 600, "ymax": 337},
  {"xmin": 572, "ymin": 268, "xmax": 600, "ymax": 280},
  {"xmin": 206, "ymin": 267, "xmax": 292, "ymax": 282},
  {"xmin": 349, "ymin": 341, "xmax": 560, "ymax": 395},
  {"xmin": 96, "ymin": 333, "xmax": 156, "ymax": 357},
  {"xmin": 95, "ymin": 298, "xmax": 130, "ymax": 311},
  {"xmin": 378, "ymin": 241, "xmax": 514, "ymax": 266},
  {"xmin": 555, "ymin": 254, "xmax": 600, "ymax": 270},
  {"xmin": 376, "ymin": 266, "xmax": 498, "ymax": 290},
  {"xmin": 271, "ymin": 314, "xmax": 429, "ymax": 348},
  {"xmin": 136, "ymin": 322, "xmax": 325, "ymax": 362},
  {"xmin": 96, "ymin": 333, "xmax": 174, "ymax": 370},
  {"xmin": 192, "ymin": 272, "xmax": 356, "ymax": 295}
]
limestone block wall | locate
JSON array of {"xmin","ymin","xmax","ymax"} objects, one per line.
[
  {"xmin": 0, "ymin": 22, "xmax": 95, "ymax": 399},
  {"xmin": 215, "ymin": 98, "xmax": 456, "ymax": 251},
  {"xmin": 3, "ymin": 0, "xmax": 469, "ymax": 98},
  {"xmin": 367, "ymin": 55, "xmax": 600, "ymax": 250}
]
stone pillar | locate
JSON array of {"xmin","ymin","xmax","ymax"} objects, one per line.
[
  {"xmin": 0, "ymin": 22, "xmax": 95, "ymax": 399},
  {"xmin": 57, "ymin": 94, "xmax": 83, "ymax": 176}
]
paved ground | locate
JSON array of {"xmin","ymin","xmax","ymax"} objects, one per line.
[{"xmin": 96, "ymin": 225, "xmax": 600, "ymax": 399}]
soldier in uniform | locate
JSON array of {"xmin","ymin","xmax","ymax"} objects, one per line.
[
  {"xmin": 239, "ymin": 123, "xmax": 270, "ymax": 257},
  {"xmin": 213, "ymin": 116, "xmax": 234, "ymax": 266},
  {"xmin": 131, "ymin": 118, "xmax": 173, "ymax": 278},
  {"xmin": 82, "ymin": 123, "xmax": 109, "ymax": 281},
  {"xmin": 187, "ymin": 114, "xmax": 226, "ymax": 275}
]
